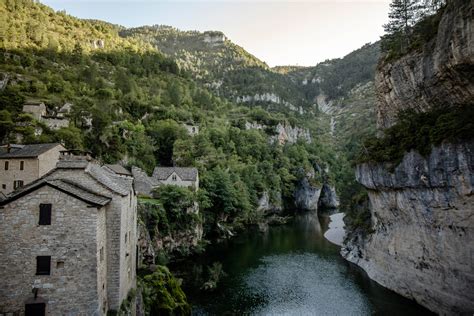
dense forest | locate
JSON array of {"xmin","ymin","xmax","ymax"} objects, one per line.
[{"xmin": 0, "ymin": 0, "xmax": 342, "ymax": 240}]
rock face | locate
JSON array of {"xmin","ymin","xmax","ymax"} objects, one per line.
[
  {"xmin": 345, "ymin": 1, "xmax": 474, "ymax": 314},
  {"xmin": 375, "ymin": 0, "xmax": 474, "ymax": 129},
  {"xmin": 344, "ymin": 142, "xmax": 474, "ymax": 314},
  {"xmin": 318, "ymin": 184, "xmax": 340, "ymax": 210},
  {"xmin": 294, "ymin": 176, "xmax": 321, "ymax": 212}
]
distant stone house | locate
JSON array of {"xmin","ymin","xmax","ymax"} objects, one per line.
[
  {"xmin": 132, "ymin": 166, "xmax": 199, "ymax": 196},
  {"xmin": 153, "ymin": 167, "xmax": 199, "ymax": 189},
  {"xmin": 0, "ymin": 152, "xmax": 137, "ymax": 315},
  {"xmin": 0, "ymin": 143, "xmax": 65, "ymax": 195},
  {"xmin": 22, "ymin": 102, "xmax": 47, "ymax": 121},
  {"xmin": 22, "ymin": 102, "xmax": 70, "ymax": 130}
]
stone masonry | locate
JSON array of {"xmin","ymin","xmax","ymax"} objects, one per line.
[{"xmin": 0, "ymin": 152, "xmax": 137, "ymax": 315}]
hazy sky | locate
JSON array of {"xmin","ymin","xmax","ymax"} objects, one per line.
[{"xmin": 42, "ymin": 0, "xmax": 391, "ymax": 66}]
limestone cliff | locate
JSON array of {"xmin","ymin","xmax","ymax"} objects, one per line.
[
  {"xmin": 375, "ymin": 0, "xmax": 473, "ymax": 129},
  {"xmin": 343, "ymin": 0, "xmax": 474, "ymax": 314},
  {"xmin": 343, "ymin": 142, "xmax": 474, "ymax": 314}
]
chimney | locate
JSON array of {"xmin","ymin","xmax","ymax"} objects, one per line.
[{"xmin": 59, "ymin": 150, "xmax": 92, "ymax": 161}]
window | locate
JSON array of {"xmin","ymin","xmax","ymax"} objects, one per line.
[
  {"xmin": 1, "ymin": 184, "xmax": 5, "ymax": 189},
  {"xmin": 13, "ymin": 180, "xmax": 24, "ymax": 189},
  {"xmin": 20, "ymin": 161, "xmax": 24, "ymax": 170},
  {"xmin": 36, "ymin": 256, "xmax": 51, "ymax": 275},
  {"xmin": 4, "ymin": 161, "xmax": 9, "ymax": 170},
  {"xmin": 25, "ymin": 303, "xmax": 46, "ymax": 316},
  {"xmin": 124, "ymin": 233, "xmax": 127, "ymax": 243},
  {"xmin": 39, "ymin": 204, "xmax": 52, "ymax": 225},
  {"xmin": 56, "ymin": 261, "xmax": 64, "ymax": 268},
  {"xmin": 172, "ymin": 174, "xmax": 177, "ymax": 181}
]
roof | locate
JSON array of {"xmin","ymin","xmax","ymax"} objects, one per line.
[
  {"xmin": 152, "ymin": 167, "xmax": 198, "ymax": 181},
  {"xmin": 0, "ymin": 143, "xmax": 63, "ymax": 159},
  {"xmin": 105, "ymin": 164, "xmax": 132, "ymax": 176},
  {"xmin": 0, "ymin": 179, "xmax": 111, "ymax": 207},
  {"xmin": 87, "ymin": 164, "xmax": 133, "ymax": 196}
]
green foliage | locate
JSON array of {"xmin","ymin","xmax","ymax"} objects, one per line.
[
  {"xmin": 140, "ymin": 186, "xmax": 199, "ymax": 239},
  {"xmin": 381, "ymin": 1, "xmax": 446, "ymax": 61},
  {"xmin": 343, "ymin": 190, "xmax": 373, "ymax": 237},
  {"xmin": 358, "ymin": 105, "xmax": 474, "ymax": 165},
  {"xmin": 201, "ymin": 262, "xmax": 226, "ymax": 291},
  {"xmin": 286, "ymin": 42, "xmax": 380, "ymax": 100},
  {"xmin": 140, "ymin": 266, "xmax": 191, "ymax": 316}
]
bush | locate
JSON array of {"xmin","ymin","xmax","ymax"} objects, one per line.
[
  {"xmin": 140, "ymin": 266, "xmax": 191, "ymax": 316},
  {"xmin": 358, "ymin": 105, "xmax": 474, "ymax": 165}
]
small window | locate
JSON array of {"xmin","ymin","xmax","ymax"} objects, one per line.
[
  {"xmin": 36, "ymin": 256, "xmax": 51, "ymax": 275},
  {"xmin": 124, "ymin": 233, "xmax": 127, "ymax": 244},
  {"xmin": 172, "ymin": 174, "xmax": 177, "ymax": 181},
  {"xmin": 20, "ymin": 161, "xmax": 24, "ymax": 170},
  {"xmin": 56, "ymin": 261, "xmax": 64, "ymax": 268},
  {"xmin": 13, "ymin": 180, "xmax": 24, "ymax": 189},
  {"xmin": 39, "ymin": 204, "xmax": 52, "ymax": 225},
  {"xmin": 5, "ymin": 161, "xmax": 9, "ymax": 170},
  {"xmin": 1, "ymin": 184, "xmax": 5, "ymax": 189}
]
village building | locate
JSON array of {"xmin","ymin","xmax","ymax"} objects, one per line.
[
  {"xmin": 22, "ymin": 102, "xmax": 47, "ymax": 121},
  {"xmin": 0, "ymin": 152, "xmax": 137, "ymax": 315},
  {"xmin": 132, "ymin": 166, "xmax": 199, "ymax": 196},
  {"xmin": 22, "ymin": 102, "xmax": 70, "ymax": 131},
  {"xmin": 0, "ymin": 143, "xmax": 65, "ymax": 195}
]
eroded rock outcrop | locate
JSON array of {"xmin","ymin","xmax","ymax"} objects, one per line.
[
  {"xmin": 343, "ymin": 142, "xmax": 474, "ymax": 314},
  {"xmin": 375, "ymin": 0, "xmax": 474, "ymax": 129},
  {"xmin": 344, "ymin": 0, "xmax": 474, "ymax": 314}
]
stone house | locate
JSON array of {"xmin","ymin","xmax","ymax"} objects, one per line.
[
  {"xmin": 22, "ymin": 102, "xmax": 70, "ymax": 131},
  {"xmin": 0, "ymin": 152, "xmax": 137, "ymax": 315},
  {"xmin": 153, "ymin": 167, "xmax": 199, "ymax": 190},
  {"xmin": 0, "ymin": 143, "xmax": 65, "ymax": 195},
  {"xmin": 22, "ymin": 102, "xmax": 47, "ymax": 121},
  {"xmin": 132, "ymin": 166, "xmax": 199, "ymax": 196}
]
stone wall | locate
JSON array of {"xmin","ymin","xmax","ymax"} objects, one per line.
[
  {"xmin": 38, "ymin": 146, "xmax": 64, "ymax": 178},
  {"xmin": 0, "ymin": 186, "xmax": 102, "ymax": 315},
  {"xmin": 0, "ymin": 158, "xmax": 39, "ymax": 195},
  {"xmin": 46, "ymin": 165, "xmax": 137, "ymax": 312},
  {"xmin": 0, "ymin": 145, "xmax": 63, "ymax": 195}
]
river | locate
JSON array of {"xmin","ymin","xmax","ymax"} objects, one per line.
[{"xmin": 177, "ymin": 212, "xmax": 433, "ymax": 315}]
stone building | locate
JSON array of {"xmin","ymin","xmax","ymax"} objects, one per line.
[
  {"xmin": 22, "ymin": 102, "xmax": 47, "ymax": 121},
  {"xmin": 0, "ymin": 143, "xmax": 65, "ymax": 195},
  {"xmin": 0, "ymin": 152, "xmax": 137, "ymax": 315},
  {"xmin": 132, "ymin": 166, "xmax": 199, "ymax": 196},
  {"xmin": 22, "ymin": 102, "xmax": 70, "ymax": 131}
]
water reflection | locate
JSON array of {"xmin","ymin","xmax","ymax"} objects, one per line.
[{"xmin": 183, "ymin": 212, "xmax": 433, "ymax": 315}]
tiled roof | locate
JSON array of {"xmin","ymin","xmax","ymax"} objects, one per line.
[
  {"xmin": 104, "ymin": 164, "xmax": 132, "ymax": 176},
  {"xmin": 87, "ymin": 164, "xmax": 133, "ymax": 196},
  {"xmin": 152, "ymin": 167, "xmax": 198, "ymax": 181},
  {"xmin": 0, "ymin": 179, "xmax": 111, "ymax": 207},
  {"xmin": 0, "ymin": 143, "xmax": 63, "ymax": 159}
]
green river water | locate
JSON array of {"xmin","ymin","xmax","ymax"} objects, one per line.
[{"xmin": 178, "ymin": 212, "xmax": 434, "ymax": 315}]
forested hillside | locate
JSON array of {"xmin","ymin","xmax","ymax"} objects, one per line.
[
  {"xmin": 0, "ymin": 0, "xmax": 342, "ymax": 236},
  {"xmin": 120, "ymin": 25, "xmax": 313, "ymax": 117}
]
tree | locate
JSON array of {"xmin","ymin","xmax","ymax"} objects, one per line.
[{"xmin": 383, "ymin": 0, "xmax": 419, "ymax": 53}]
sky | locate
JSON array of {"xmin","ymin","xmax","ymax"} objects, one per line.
[{"xmin": 42, "ymin": 0, "xmax": 391, "ymax": 67}]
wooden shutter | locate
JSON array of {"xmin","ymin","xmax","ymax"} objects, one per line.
[
  {"xmin": 39, "ymin": 204, "xmax": 52, "ymax": 225},
  {"xmin": 36, "ymin": 256, "xmax": 51, "ymax": 275}
]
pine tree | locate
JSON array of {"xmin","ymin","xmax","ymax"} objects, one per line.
[{"xmin": 383, "ymin": 0, "xmax": 419, "ymax": 53}]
